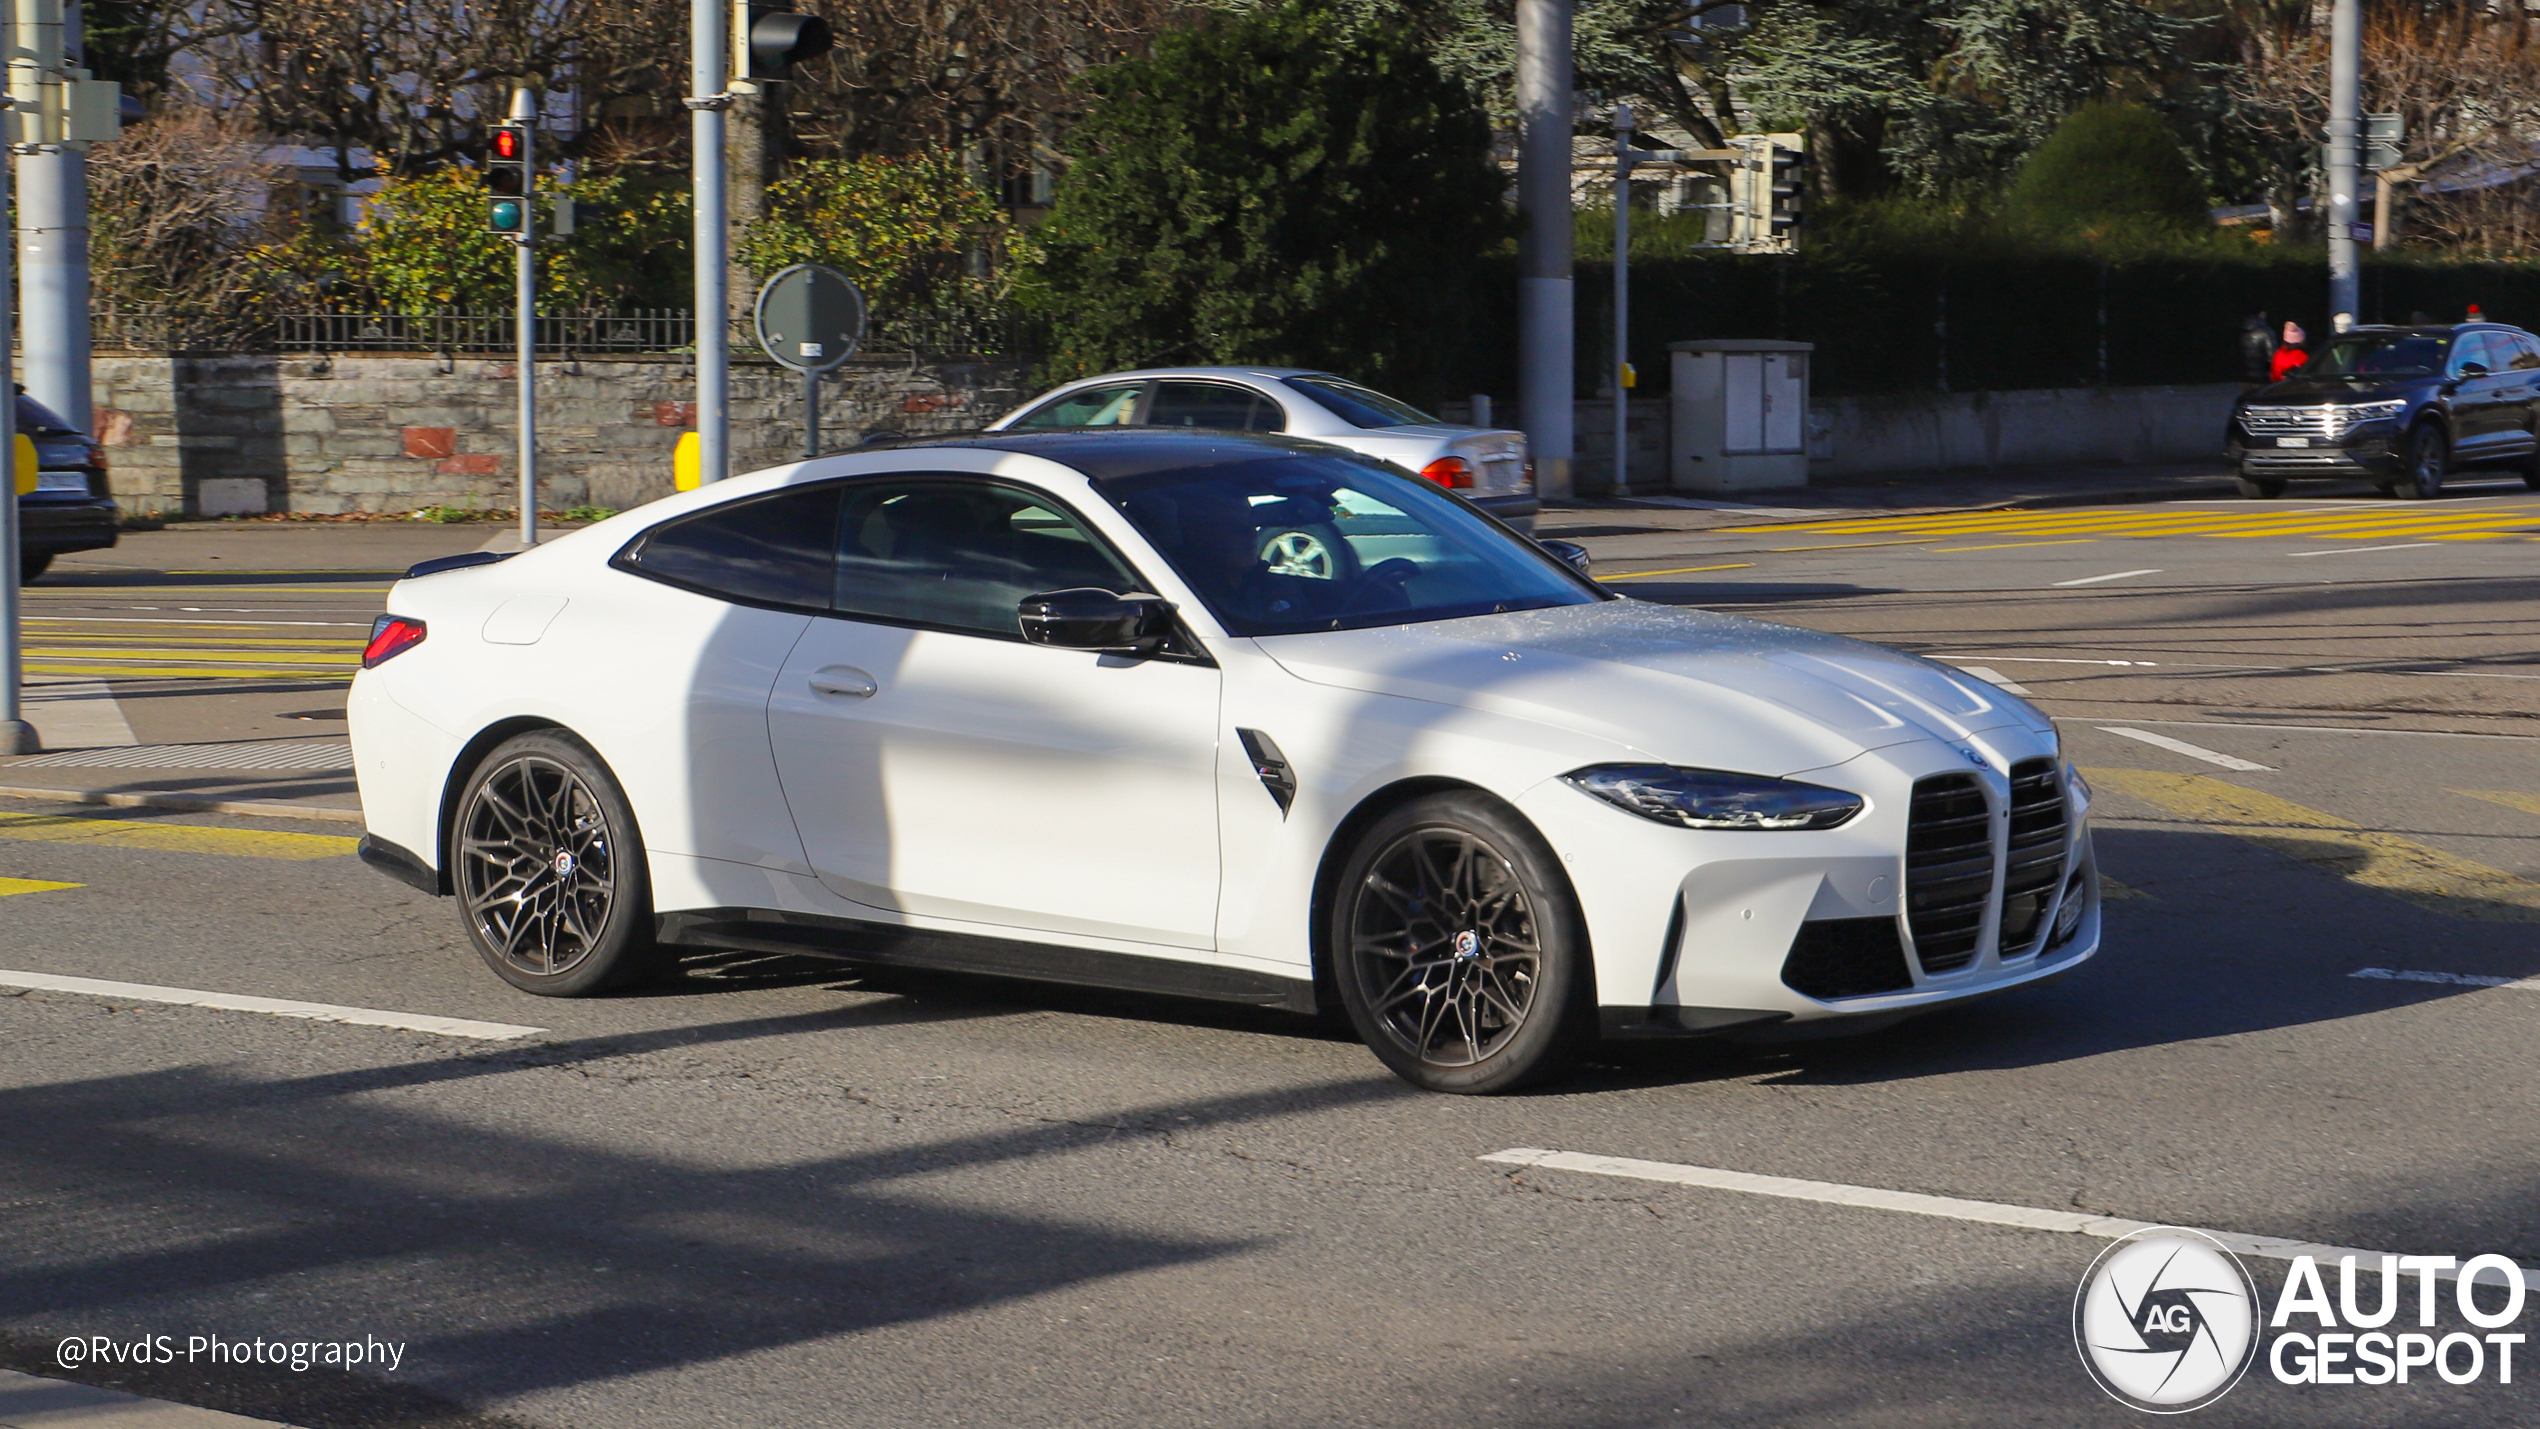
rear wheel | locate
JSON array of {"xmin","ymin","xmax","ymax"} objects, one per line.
[
  {"xmin": 1331, "ymin": 792, "xmax": 1589, "ymax": 1094},
  {"xmin": 2395, "ymin": 426, "xmax": 2448, "ymax": 500},
  {"xmin": 2233, "ymin": 474, "xmax": 2287, "ymax": 499},
  {"xmin": 17, "ymin": 551, "xmax": 50, "ymax": 582},
  {"xmin": 452, "ymin": 729, "xmax": 664, "ymax": 996}
]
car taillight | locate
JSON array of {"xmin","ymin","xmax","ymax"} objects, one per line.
[
  {"xmin": 363, "ymin": 615, "xmax": 426, "ymax": 668},
  {"xmin": 1420, "ymin": 456, "xmax": 1475, "ymax": 489}
]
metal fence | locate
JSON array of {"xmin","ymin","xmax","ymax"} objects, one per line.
[{"xmin": 93, "ymin": 304, "xmax": 1043, "ymax": 362}]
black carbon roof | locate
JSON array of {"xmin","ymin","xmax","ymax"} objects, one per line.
[{"xmin": 889, "ymin": 427, "xmax": 1374, "ymax": 480}]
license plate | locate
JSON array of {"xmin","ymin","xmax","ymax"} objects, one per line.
[
  {"xmin": 2275, "ymin": 436, "xmax": 2311, "ymax": 448},
  {"xmin": 33, "ymin": 471, "xmax": 88, "ymax": 492}
]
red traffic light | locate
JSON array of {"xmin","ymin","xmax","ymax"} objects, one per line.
[{"xmin": 491, "ymin": 127, "xmax": 523, "ymax": 161}]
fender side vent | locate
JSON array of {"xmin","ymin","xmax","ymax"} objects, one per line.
[
  {"xmin": 1781, "ymin": 917, "xmax": 1913, "ymax": 1000},
  {"xmin": 1235, "ymin": 728, "xmax": 1295, "ymax": 815}
]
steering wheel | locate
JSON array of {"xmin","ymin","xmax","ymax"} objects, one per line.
[{"xmin": 1335, "ymin": 557, "xmax": 1420, "ymax": 616}]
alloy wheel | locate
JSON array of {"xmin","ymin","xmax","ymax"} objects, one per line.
[
  {"xmin": 1347, "ymin": 827, "xmax": 1542, "ymax": 1067},
  {"xmin": 1261, "ymin": 530, "xmax": 1341, "ymax": 579},
  {"xmin": 458, "ymin": 755, "xmax": 619, "ymax": 978}
]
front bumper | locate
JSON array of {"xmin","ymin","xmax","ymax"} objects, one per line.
[
  {"xmin": 1517, "ymin": 730, "xmax": 2100, "ymax": 1039},
  {"xmin": 2226, "ymin": 434, "xmax": 2403, "ymax": 477}
]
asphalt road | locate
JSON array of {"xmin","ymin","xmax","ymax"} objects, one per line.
[{"xmin": 7, "ymin": 487, "xmax": 2540, "ymax": 1427}]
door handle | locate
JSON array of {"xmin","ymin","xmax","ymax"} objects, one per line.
[{"xmin": 809, "ymin": 665, "xmax": 877, "ymax": 699}]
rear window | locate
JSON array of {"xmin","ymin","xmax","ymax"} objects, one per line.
[
  {"xmin": 614, "ymin": 485, "xmax": 841, "ymax": 610},
  {"xmin": 15, "ymin": 393, "xmax": 76, "ymax": 435},
  {"xmin": 1286, "ymin": 377, "xmax": 1437, "ymax": 429}
]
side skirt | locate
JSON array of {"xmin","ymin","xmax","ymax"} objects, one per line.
[
  {"xmin": 358, "ymin": 833, "xmax": 446, "ymax": 896},
  {"xmin": 656, "ymin": 906, "xmax": 1320, "ymax": 1014}
]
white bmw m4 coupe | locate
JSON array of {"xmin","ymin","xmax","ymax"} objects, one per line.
[{"xmin": 352, "ymin": 429, "xmax": 2100, "ymax": 1093}]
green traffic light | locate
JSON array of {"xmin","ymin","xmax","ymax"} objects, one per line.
[{"xmin": 487, "ymin": 198, "xmax": 527, "ymax": 234}]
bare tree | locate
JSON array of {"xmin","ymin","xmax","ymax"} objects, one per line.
[{"xmin": 86, "ymin": 106, "xmax": 294, "ymax": 342}]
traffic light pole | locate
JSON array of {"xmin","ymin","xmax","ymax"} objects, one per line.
[
  {"xmin": 511, "ymin": 86, "xmax": 539, "ymax": 548},
  {"xmin": 1514, "ymin": 0, "xmax": 1573, "ymax": 502},
  {"xmin": 690, "ymin": 0, "xmax": 729, "ymax": 485},
  {"xmin": 1612, "ymin": 104, "xmax": 1633, "ymax": 498},
  {"xmin": 0, "ymin": 86, "xmax": 31, "ymax": 756},
  {"xmin": 2326, "ymin": 0, "xmax": 2360, "ymax": 330}
]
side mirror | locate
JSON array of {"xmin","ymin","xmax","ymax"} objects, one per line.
[
  {"xmin": 1539, "ymin": 539, "xmax": 1593, "ymax": 578},
  {"xmin": 2459, "ymin": 362, "xmax": 2491, "ymax": 378},
  {"xmin": 1019, "ymin": 588, "xmax": 1176, "ymax": 654}
]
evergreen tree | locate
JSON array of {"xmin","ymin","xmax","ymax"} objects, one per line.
[
  {"xmin": 2004, "ymin": 103, "xmax": 2211, "ymax": 235},
  {"xmin": 1034, "ymin": 0, "xmax": 1507, "ymax": 395}
]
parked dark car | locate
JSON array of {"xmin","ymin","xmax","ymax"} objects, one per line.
[
  {"xmin": 2226, "ymin": 323, "xmax": 2540, "ymax": 500},
  {"xmin": 15, "ymin": 387, "xmax": 114, "ymax": 581}
]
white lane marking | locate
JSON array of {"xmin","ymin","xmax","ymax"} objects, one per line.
[
  {"xmin": 1940, "ymin": 656, "xmax": 2162, "ymax": 666},
  {"xmin": 2286, "ymin": 543, "xmax": 2437, "ymax": 557},
  {"xmin": 1951, "ymin": 665, "xmax": 2034, "ymax": 695},
  {"xmin": 0, "ymin": 970, "xmax": 545, "ymax": 1040},
  {"xmin": 1483, "ymin": 1150, "xmax": 2540, "ymax": 1289},
  {"xmin": 2100, "ymin": 718, "xmax": 2540, "ymax": 743},
  {"xmin": 2411, "ymin": 669, "xmax": 2540, "ymax": 681},
  {"xmin": 2353, "ymin": 966, "xmax": 2540, "ymax": 991},
  {"xmin": 2095, "ymin": 726, "xmax": 2274, "ymax": 771},
  {"xmin": 2052, "ymin": 569, "xmax": 2162, "ymax": 587},
  {"xmin": 21, "ymin": 678, "xmax": 137, "ymax": 749}
]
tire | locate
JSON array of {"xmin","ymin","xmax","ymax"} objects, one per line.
[
  {"xmin": 2523, "ymin": 461, "xmax": 2540, "ymax": 492},
  {"xmin": 17, "ymin": 551, "xmax": 50, "ymax": 582},
  {"xmin": 2233, "ymin": 474, "xmax": 2286, "ymax": 499},
  {"xmin": 2395, "ymin": 426, "xmax": 2448, "ymax": 500},
  {"xmin": 451, "ymin": 729, "xmax": 664, "ymax": 996},
  {"xmin": 1257, "ymin": 525, "xmax": 1356, "ymax": 582},
  {"xmin": 1329, "ymin": 791, "xmax": 1590, "ymax": 1094}
]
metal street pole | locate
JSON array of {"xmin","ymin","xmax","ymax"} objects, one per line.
[
  {"xmin": 690, "ymin": 0, "xmax": 730, "ymax": 483},
  {"xmin": 1612, "ymin": 103, "xmax": 1632, "ymax": 498},
  {"xmin": 512, "ymin": 86, "xmax": 539, "ymax": 547},
  {"xmin": 2326, "ymin": 0, "xmax": 2360, "ymax": 330},
  {"xmin": 1514, "ymin": 0, "xmax": 1574, "ymax": 501},
  {"xmin": 0, "ymin": 5, "xmax": 31, "ymax": 755},
  {"xmin": 19, "ymin": 0, "xmax": 86, "ymax": 434}
]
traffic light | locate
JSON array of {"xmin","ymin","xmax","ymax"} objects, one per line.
[
  {"xmin": 486, "ymin": 123, "xmax": 530, "ymax": 236},
  {"xmin": 1767, "ymin": 138, "xmax": 1807, "ymax": 242},
  {"xmin": 743, "ymin": 5, "xmax": 834, "ymax": 78}
]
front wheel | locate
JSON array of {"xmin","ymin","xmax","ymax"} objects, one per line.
[
  {"xmin": 17, "ymin": 551, "xmax": 50, "ymax": 582},
  {"xmin": 2233, "ymin": 473, "xmax": 2286, "ymax": 499},
  {"xmin": 452, "ymin": 729, "xmax": 664, "ymax": 996},
  {"xmin": 1331, "ymin": 792, "xmax": 1589, "ymax": 1094},
  {"xmin": 2395, "ymin": 427, "xmax": 2448, "ymax": 500}
]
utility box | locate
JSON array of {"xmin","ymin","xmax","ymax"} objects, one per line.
[{"xmin": 1668, "ymin": 339, "xmax": 1812, "ymax": 492}]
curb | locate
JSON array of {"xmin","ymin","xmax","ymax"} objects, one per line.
[{"xmin": 0, "ymin": 786, "xmax": 364, "ymax": 823}]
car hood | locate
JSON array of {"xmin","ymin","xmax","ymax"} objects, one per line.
[
  {"xmin": 2251, "ymin": 376, "xmax": 2425, "ymax": 402},
  {"xmin": 1255, "ymin": 600, "xmax": 2051, "ymax": 777}
]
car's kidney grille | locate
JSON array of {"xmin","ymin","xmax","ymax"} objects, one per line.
[
  {"xmin": 1905, "ymin": 774, "xmax": 1993, "ymax": 973},
  {"xmin": 1999, "ymin": 758, "xmax": 2068, "ymax": 952},
  {"xmin": 2241, "ymin": 405, "xmax": 2369, "ymax": 440}
]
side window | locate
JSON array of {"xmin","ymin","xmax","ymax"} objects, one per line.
[
  {"xmin": 2451, "ymin": 333, "xmax": 2499, "ymax": 376},
  {"xmin": 615, "ymin": 485, "xmax": 840, "ymax": 610},
  {"xmin": 1148, "ymin": 381, "xmax": 1277, "ymax": 431},
  {"xmin": 1012, "ymin": 382, "xmax": 1145, "ymax": 428},
  {"xmin": 2511, "ymin": 335, "xmax": 2540, "ymax": 371},
  {"xmin": 833, "ymin": 480, "xmax": 1142, "ymax": 638}
]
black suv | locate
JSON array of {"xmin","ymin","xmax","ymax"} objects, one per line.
[
  {"xmin": 2226, "ymin": 323, "xmax": 2540, "ymax": 500},
  {"xmin": 14, "ymin": 387, "xmax": 115, "ymax": 581}
]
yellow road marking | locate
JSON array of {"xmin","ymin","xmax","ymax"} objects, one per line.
[
  {"xmin": 0, "ymin": 877, "xmax": 82, "ymax": 897},
  {"xmin": 1762, "ymin": 538, "xmax": 1939, "ymax": 552},
  {"xmin": 2455, "ymin": 790, "xmax": 2540, "ymax": 818},
  {"xmin": 1929, "ymin": 539, "xmax": 2099, "ymax": 552},
  {"xmin": 2086, "ymin": 768, "xmax": 2540, "ymax": 922},
  {"xmin": 0, "ymin": 812, "xmax": 356, "ymax": 860},
  {"xmin": 1598, "ymin": 563, "xmax": 1755, "ymax": 581},
  {"xmin": 22, "ymin": 665, "xmax": 357, "ymax": 680}
]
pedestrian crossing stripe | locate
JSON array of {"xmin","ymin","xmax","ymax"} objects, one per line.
[
  {"xmin": 16, "ymin": 621, "xmax": 368, "ymax": 681},
  {"xmin": 0, "ymin": 812, "xmax": 358, "ymax": 860},
  {"xmin": 0, "ymin": 877, "xmax": 82, "ymax": 897},
  {"xmin": 2086, "ymin": 768, "xmax": 2540, "ymax": 923}
]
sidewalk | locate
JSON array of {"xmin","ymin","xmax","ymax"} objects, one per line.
[
  {"xmin": 1544, "ymin": 458, "xmax": 2247, "ymax": 532},
  {"xmin": 0, "ymin": 1370, "xmax": 289, "ymax": 1429}
]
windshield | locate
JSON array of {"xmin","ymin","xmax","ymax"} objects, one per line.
[
  {"xmin": 2299, "ymin": 333, "xmax": 2450, "ymax": 378},
  {"xmin": 1094, "ymin": 453, "xmax": 1602, "ymax": 636},
  {"xmin": 1287, "ymin": 376, "xmax": 1438, "ymax": 429}
]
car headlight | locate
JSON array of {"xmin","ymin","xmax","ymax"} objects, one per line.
[
  {"xmin": 2341, "ymin": 399, "xmax": 2407, "ymax": 424},
  {"xmin": 2065, "ymin": 762, "xmax": 2092, "ymax": 816},
  {"xmin": 1563, "ymin": 764, "xmax": 1864, "ymax": 831}
]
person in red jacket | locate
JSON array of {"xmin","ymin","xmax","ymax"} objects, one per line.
[{"xmin": 2270, "ymin": 321, "xmax": 2309, "ymax": 381}]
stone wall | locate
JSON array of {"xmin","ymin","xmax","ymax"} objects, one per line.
[{"xmin": 90, "ymin": 352, "xmax": 1034, "ymax": 517}]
